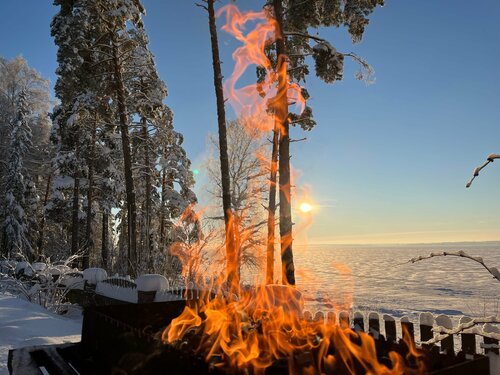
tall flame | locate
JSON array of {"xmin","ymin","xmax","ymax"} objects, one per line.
[
  {"xmin": 217, "ymin": 4, "xmax": 305, "ymax": 133},
  {"xmin": 162, "ymin": 4, "xmax": 426, "ymax": 374}
]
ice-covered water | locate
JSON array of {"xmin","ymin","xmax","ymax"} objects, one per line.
[{"xmin": 289, "ymin": 242, "xmax": 500, "ymax": 319}]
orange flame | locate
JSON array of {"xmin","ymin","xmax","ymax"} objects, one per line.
[
  {"xmin": 163, "ymin": 284, "xmax": 426, "ymax": 373},
  {"xmin": 217, "ymin": 4, "xmax": 306, "ymax": 134},
  {"xmin": 161, "ymin": 4, "xmax": 426, "ymax": 374}
]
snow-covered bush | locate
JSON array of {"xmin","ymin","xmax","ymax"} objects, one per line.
[{"xmin": 0, "ymin": 256, "xmax": 83, "ymax": 314}]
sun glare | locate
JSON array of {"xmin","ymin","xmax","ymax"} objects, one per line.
[{"xmin": 299, "ymin": 202, "xmax": 313, "ymax": 213}]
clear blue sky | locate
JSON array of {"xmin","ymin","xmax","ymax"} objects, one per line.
[{"xmin": 1, "ymin": 0, "xmax": 499, "ymax": 244}]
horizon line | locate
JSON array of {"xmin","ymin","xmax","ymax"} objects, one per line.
[{"xmin": 294, "ymin": 239, "xmax": 500, "ymax": 247}]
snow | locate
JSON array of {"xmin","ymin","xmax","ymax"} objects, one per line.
[
  {"xmin": 31, "ymin": 263, "xmax": 46, "ymax": 272},
  {"xmin": 83, "ymin": 268, "xmax": 108, "ymax": 284},
  {"xmin": 368, "ymin": 312, "xmax": 379, "ymax": 321},
  {"xmin": 96, "ymin": 282, "xmax": 137, "ymax": 303},
  {"xmin": 383, "ymin": 314, "xmax": 395, "ymax": 322},
  {"xmin": 0, "ymin": 294, "xmax": 81, "ymax": 375},
  {"xmin": 420, "ymin": 312, "xmax": 434, "ymax": 326},
  {"xmin": 291, "ymin": 244, "xmax": 500, "ymax": 319},
  {"xmin": 136, "ymin": 274, "xmax": 168, "ymax": 292},
  {"xmin": 435, "ymin": 314, "xmax": 453, "ymax": 329},
  {"xmin": 487, "ymin": 153, "xmax": 500, "ymax": 161}
]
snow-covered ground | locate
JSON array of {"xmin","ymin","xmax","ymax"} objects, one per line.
[
  {"xmin": 0, "ymin": 293, "xmax": 82, "ymax": 375},
  {"xmin": 278, "ymin": 243, "xmax": 500, "ymax": 318}
]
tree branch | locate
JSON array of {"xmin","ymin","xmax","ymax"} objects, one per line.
[
  {"xmin": 466, "ymin": 154, "xmax": 500, "ymax": 188},
  {"xmin": 403, "ymin": 251, "xmax": 500, "ymax": 282},
  {"xmin": 423, "ymin": 316, "xmax": 500, "ymax": 345}
]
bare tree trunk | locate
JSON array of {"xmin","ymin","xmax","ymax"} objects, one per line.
[
  {"xmin": 36, "ymin": 174, "xmax": 52, "ymax": 258},
  {"xmin": 273, "ymin": 0, "xmax": 295, "ymax": 285},
  {"xmin": 101, "ymin": 211, "xmax": 109, "ymax": 269},
  {"xmin": 266, "ymin": 125, "xmax": 279, "ymax": 284},
  {"xmin": 112, "ymin": 36, "xmax": 138, "ymax": 277},
  {"xmin": 83, "ymin": 118, "xmax": 97, "ymax": 269},
  {"xmin": 207, "ymin": 0, "xmax": 237, "ymax": 286}
]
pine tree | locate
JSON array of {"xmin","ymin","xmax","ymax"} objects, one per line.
[
  {"xmin": 0, "ymin": 56, "xmax": 50, "ymax": 258},
  {"xmin": 49, "ymin": 0, "xmax": 197, "ymax": 275},
  {"xmin": 263, "ymin": 0, "xmax": 382, "ymax": 285},
  {"xmin": 4, "ymin": 90, "xmax": 34, "ymax": 259}
]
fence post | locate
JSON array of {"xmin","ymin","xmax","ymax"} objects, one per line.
[
  {"xmin": 314, "ymin": 311, "xmax": 325, "ymax": 324},
  {"xmin": 353, "ymin": 311, "xmax": 364, "ymax": 333},
  {"xmin": 339, "ymin": 311, "xmax": 350, "ymax": 329},
  {"xmin": 483, "ymin": 323, "xmax": 500, "ymax": 355},
  {"xmin": 420, "ymin": 312, "xmax": 434, "ymax": 344},
  {"xmin": 383, "ymin": 314, "xmax": 397, "ymax": 343},
  {"xmin": 401, "ymin": 316, "xmax": 415, "ymax": 341},
  {"xmin": 327, "ymin": 311, "xmax": 336, "ymax": 325},
  {"xmin": 436, "ymin": 315, "xmax": 454, "ymax": 353},
  {"xmin": 368, "ymin": 312, "xmax": 380, "ymax": 339},
  {"xmin": 459, "ymin": 317, "xmax": 476, "ymax": 355}
]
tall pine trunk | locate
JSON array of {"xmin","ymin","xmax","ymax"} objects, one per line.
[
  {"xmin": 112, "ymin": 35, "xmax": 138, "ymax": 277},
  {"xmin": 71, "ymin": 138, "xmax": 80, "ymax": 261},
  {"xmin": 101, "ymin": 211, "xmax": 109, "ymax": 269},
  {"xmin": 83, "ymin": 118, "xmax": 97, "ymax": 269},
  {"xmin": 266, "ymin": 125, "xmax": 279, "ymax": 284},
  {"xmin": 273, "ymin": 0, "xmax": 295, "ymax": 285},
  {"xmin": 207, "ymin": 0, "xmax": 237, "ymax": 286},
  {"xmin": 141, "ymin": 116, "xmax": 152, "ymax": 268},
  {"xmin": 36, "ymin": 174, "xmax": 52, "ymax": 258},
  {"xmin": 159, "ymin": 168, "xmax": 166, "ymax": 248}
]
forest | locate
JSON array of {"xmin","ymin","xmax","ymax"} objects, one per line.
[{"xmin": 0, "ymin": 0, "xmax": 381, "ymax": 284}]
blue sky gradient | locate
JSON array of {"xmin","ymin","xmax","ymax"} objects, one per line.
[{"xmin": 1, "ymin": 0, "xmax": 499, "ymax": 244}]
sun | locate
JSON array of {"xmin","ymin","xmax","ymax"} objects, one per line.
[{"xmin": 299, "ymin": 202, "xmax": 313, "ymax": 213}]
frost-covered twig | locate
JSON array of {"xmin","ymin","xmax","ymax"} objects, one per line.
[
  {"xmin": 466, "ymin": 153, "xmax": 500, "ymax": 188},
  {"xmin": 423, "ymin": 316, "xmax": 500, "ymax": 345},
  {"xmin": 405, "ymin": 250, "xmax": 500, "ymax": 282}
]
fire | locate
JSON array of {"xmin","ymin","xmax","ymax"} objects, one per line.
[
  {"xmin": 163, "ymin": 284, "xmax": 425, "ymax": 373},
  {"xmin": 217, "ymin": 4, "xmax": 306, "ymax": 134},
  {"xmin": 161, "ymin": 4, "xmax": 426, "ymax": 374}
]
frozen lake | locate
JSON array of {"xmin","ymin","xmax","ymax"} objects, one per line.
[{"xmin": 290, "ymin": 242, "xmax": 500, "ymax": 319}]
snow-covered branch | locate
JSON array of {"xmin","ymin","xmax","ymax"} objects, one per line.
[
  {"xmin": 466, "ymin": 153, "xmax": 500, "ymax": 188},
  {"xmin": 405, "ymin": 250, "xmax": 500, "ymax": 282},
  {"xmin": 423, "ymin": 317, "xmax": 500, "ymax": 345}
]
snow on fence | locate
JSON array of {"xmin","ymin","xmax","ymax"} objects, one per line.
[
  {"xmin": 89, "ymin": 274, "xmax": 203, "ymax": 304},
  {"xmin": 302, "ymin": 309, "xmax": 500, "ymax": 357}
]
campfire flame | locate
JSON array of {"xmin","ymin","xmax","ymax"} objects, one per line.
[
  {"xmin": 163, "ymin": 284, "xmax": 425, "ymax": 374},
  {"xmin": 162, "ymin": 4, "xmax": 426, "ymax": 374}
]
